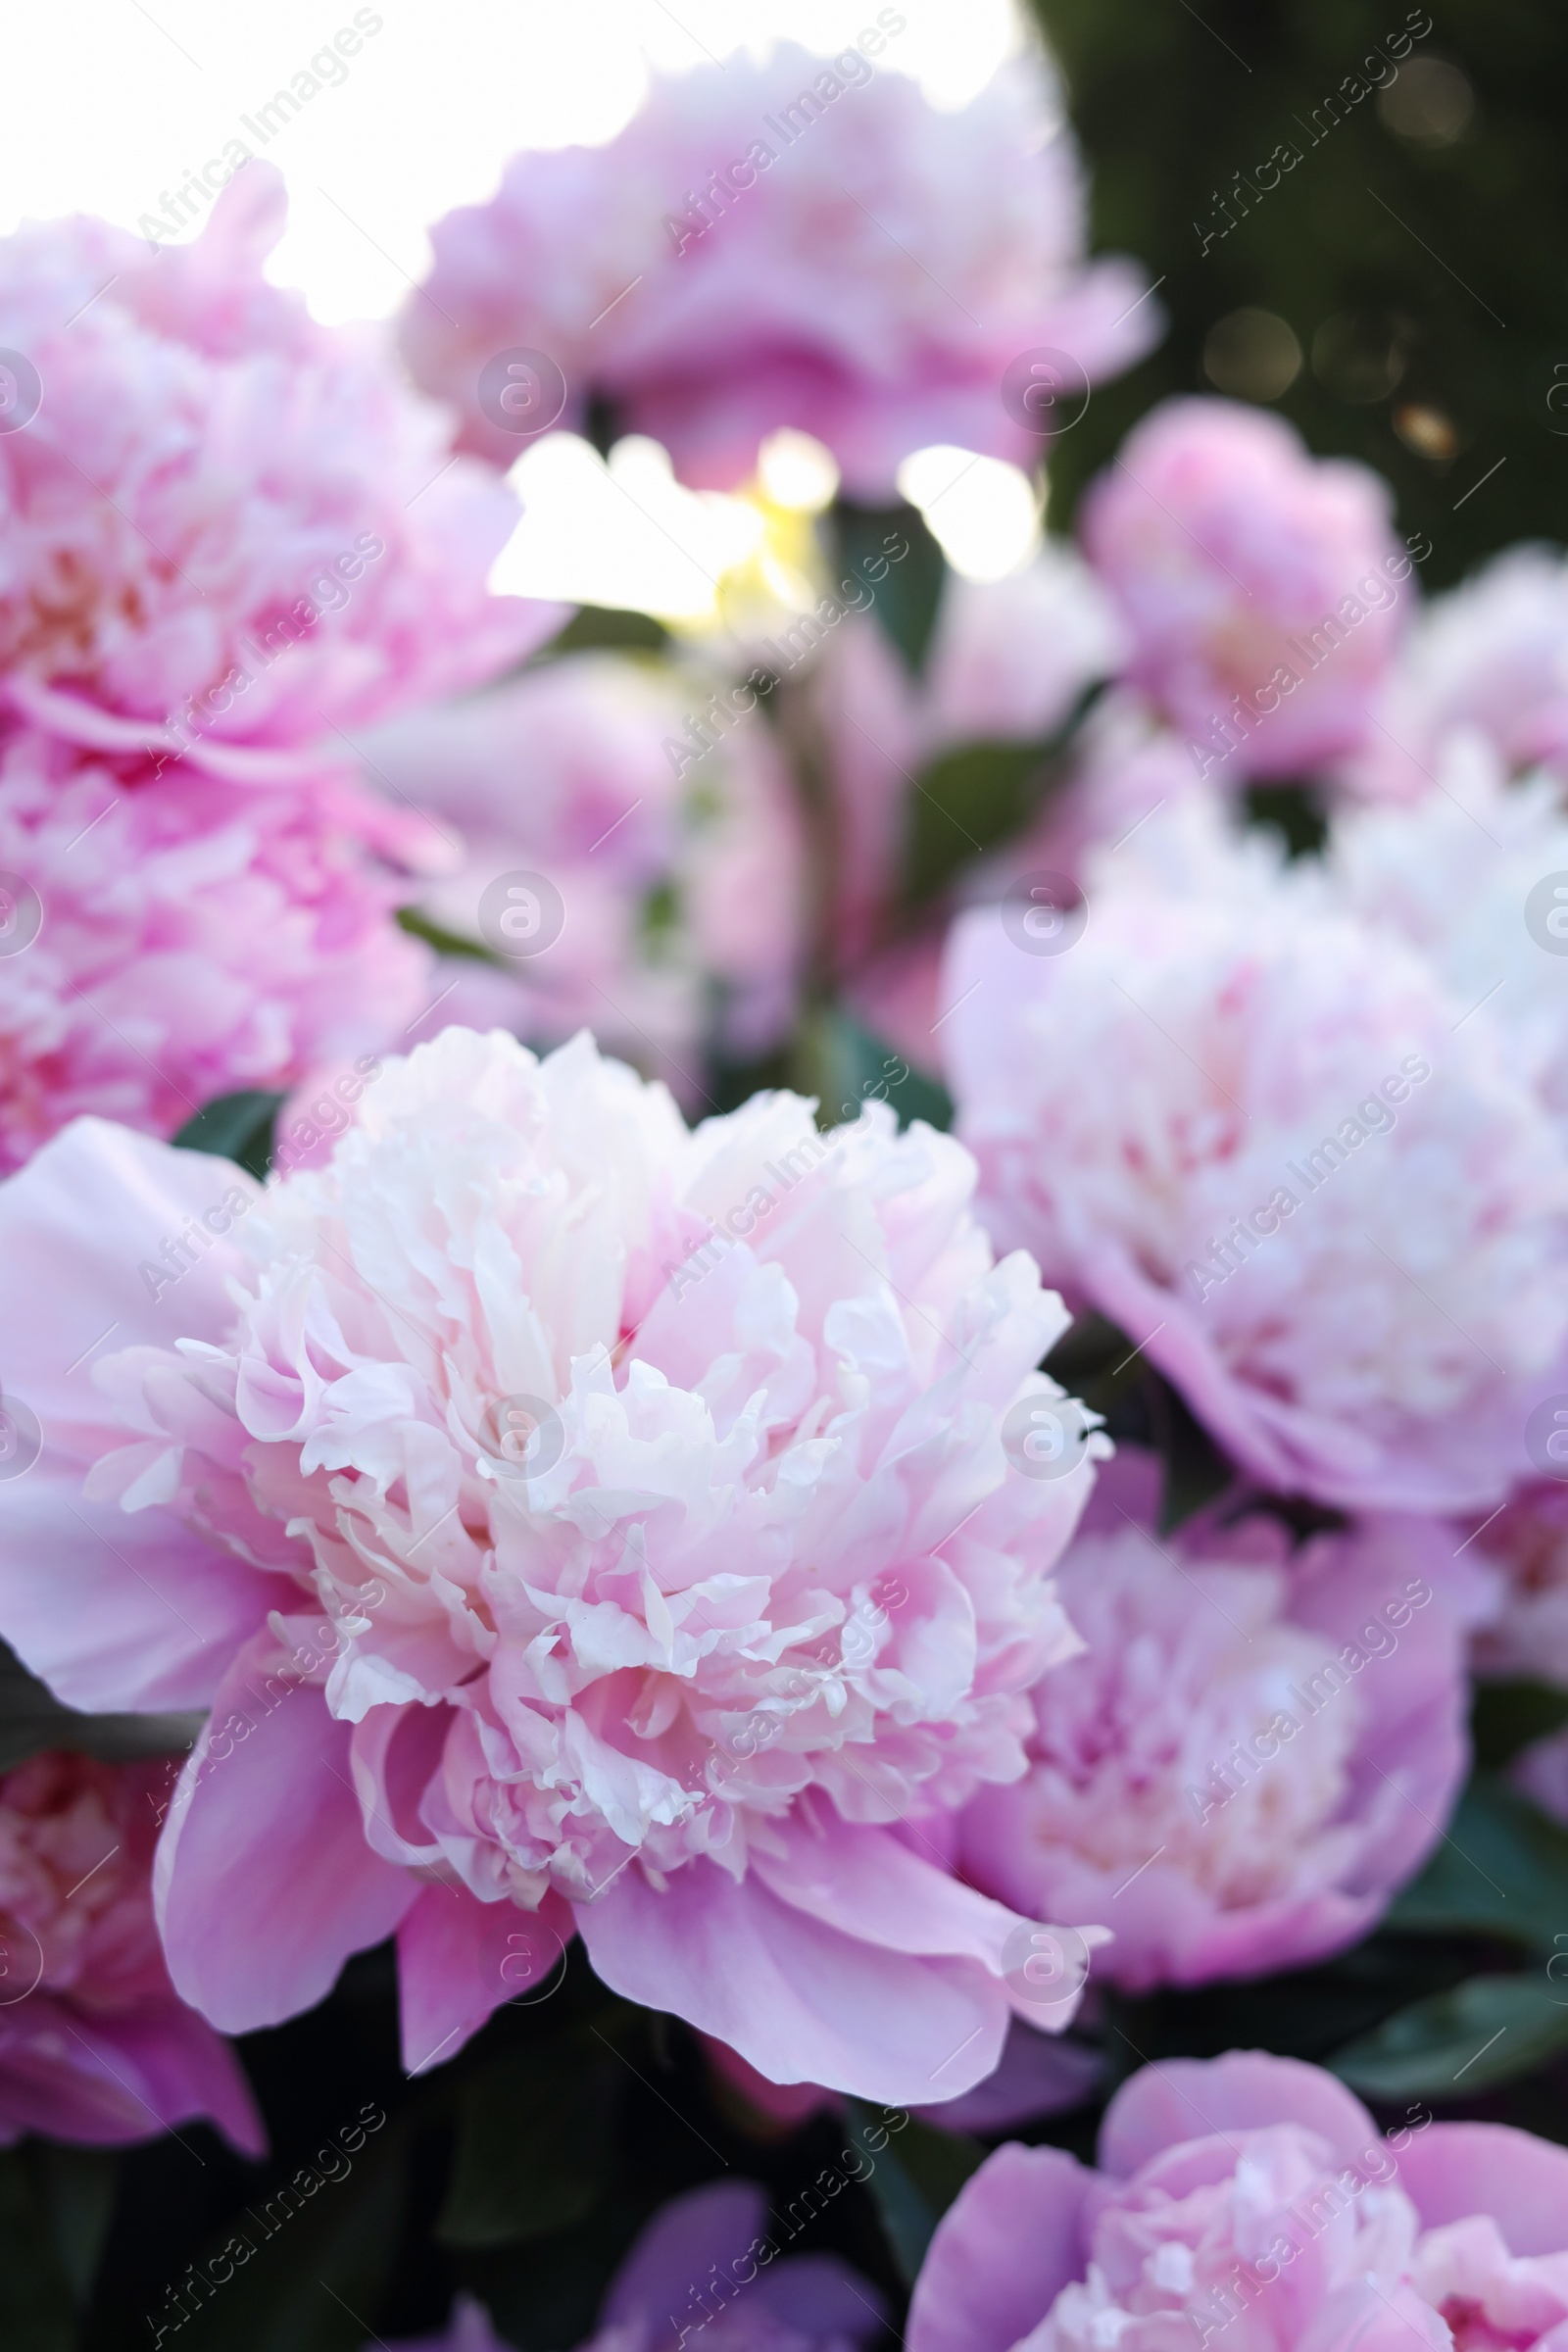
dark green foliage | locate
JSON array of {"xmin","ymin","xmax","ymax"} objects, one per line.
[
  {"xmin": 170, "ymin": 1093, "xmax": 283, "ymax": 1183},
  {"xmin": 1029, "ymin": 0, "xmax": 1567, "ymax": 587}
]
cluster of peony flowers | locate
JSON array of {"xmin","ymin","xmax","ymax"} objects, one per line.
[
  {"xmin": 0, "ymin": 1026, "xmax": 1105, "ymax": 2102},
  {"xmin": 0, "ymin": 1748, "xmax": 261, "ymax": 2151},
  {"xmin": 908, "ymin": 2051, "xmax": 1568, "ymax": 2352},
  {"xmin": 12, "ymin": 22, "xmax": 1568, "ymax": 2336},
  {"xmin": 402, "ymin": 47, "xmax": 1157, "ymax": 498},
  {"xmin": 0, "ymin": 162, "xmax": 562, "ymax": 1168}
]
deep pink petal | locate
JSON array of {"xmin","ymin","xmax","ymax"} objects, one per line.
[
  {"xmin": 156, "ymin": 1637, "xmax": 415, "ymax": 2032},
  {"xmin": 906, "ymin": 2142, "xmax": 1091, "ymax": 2352},
  {"xmin": 0, "ymin": 1993, "xmax": 261, "ymax": 2152},
  {"xmin": 396, "ymin": 1881, "xmax": 571, "ymax": 2076},
  {"xmin": 576, "ymin": 1860, "xmax": 1011, "ymax": 2105}
]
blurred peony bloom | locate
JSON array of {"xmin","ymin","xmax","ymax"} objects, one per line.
[
  {"xmin": 1081, "ymin": 399, "xmax": 1407, "ymax": 781},
  {"xmin": 1343, "ymin": 546, "xmax": 1568, "ymax": 802},
  {"xmin": 355, "ymin": 651, "xmax": 807, "ymax": 1099},
  {"xmin": 941, "ymin": 798, "xmax": 1568, "ymax": 1512},
  {"xmin": 959, "ymin": 1463, "xmax": 1479, "ymax": 1988},
  {"xmin": 1330, "ymin": 744, "xmax": 1568, "ymax": 1137},
  {"xmin": 402, "ymin": 48, "xmax": 1158, "ymax": 499},
  {"xmin": 382, "ymin": 2180, "xmax": 885, "ymax": 2352},
  {"xmin": 0, "ymin": 164, "xmax": 559, "ymax": 779},
  {"xmin": 0, "ymin": 1029, "xmax": 1105, "ymax": 2103},
  {"xmin": 906, "ymin": 2049, "xmax": 1568, "ymax": 2352},
  {"xmin": 1468, "ymin": 1481, "xmax": 1568, "ymax": 1689},
  {"xmin": 0, "ymin": 1749, "xmax": 262, "ymax": 2151},
  {"xmin": 0, "ymin": 728, "xmax": 436, "ymax": 1172}
]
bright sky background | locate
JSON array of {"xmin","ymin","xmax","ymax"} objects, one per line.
[
  {"xmin": 0, "ymin": 0, "xmax": 1025, "ymax": 322},
  {"xmin": 0, "ymin": 1, "xmax": 1042, "ymax": 609}
]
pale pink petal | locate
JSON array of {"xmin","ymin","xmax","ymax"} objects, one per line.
[{"xmin": 1098, "ymin": 2050, "xmax": 1377, "ymax": 2179}]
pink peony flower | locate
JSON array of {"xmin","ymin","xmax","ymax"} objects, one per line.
[
  {"xmin": 1342, "ymin": 546, "xmax": 1568, "ymax": 803},
  {"xmin": 402, "ymin": 49, "xmax": 1157, "ymax": 498},
  {"xmin": 355, "ymin": 651, "xmax": 807, "ymax": 1097},
  {"xmin": 0, "ymin": 164, "xmax": 559, "ymax": 779},
  {"xmin": 1080, "ymin": 399, "xmax": 1407, "ymax": 781},
  {"xmin": 959, "ymin": 1458, "xmax": 1480, "ymax": 1988},
  {"xmin": 907, "ymin": 2049, "xmax": 1568, "ymax": 2352},
  {"xmin": 0, "ymin": 1748, "xmax": 262, "ymax": 2151},
  {"xmin": 0, "ymin": 1028, "xmax": 1105, "ymax": 2102},
  {"xmin": 941, "ymin": 796, "xmax": 1568, "ymax": 1511},
  {"xmin": 0, "ymin": 727, "xmax": 437, "ymax": 1171},
  {"xmin": 1469, "ymin": 1481, "xmax": 1568, "ymax": 1689},
  {"xmin": 1330, "ymin": 747, "xmax": 1568, "ymax": 1137},
  {"xmin": 382, "ymin": 2180, "xmax": 885, "ymax": 2352}
]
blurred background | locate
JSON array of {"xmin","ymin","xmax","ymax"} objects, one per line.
[{"xmin": 1031, "ymin": 0, "xmax": 1568, "ymax": 582}]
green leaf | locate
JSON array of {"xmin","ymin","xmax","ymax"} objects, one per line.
[
  {"xmin": 459, "ymin": 2198, "xmax": 648, "ymax": 2352},
  {"xmin": 26, "ymin": 2143, "xmax": 118, "ymax": 2309},
  {"xmin": 841, "ymin": 2104, "xmax": 984, "ymax": 2286},
  {"xmin": 396, "ymin": 906, "xmax": 506, "ymax": 966},
  {"xmin": 809, "ymin": 1008, "xmax": 954, "ymax": 1135},
  {"xmin": 171, "ymin": 1090, "xmax": 284, "ymax": 1182},
  {"xmin": 1330, "ymin": 1973, "xmax": 1568, "ymax": 2100},
  {"xmin": 1148, "ymin": 1376, "xmax": 1235, "ymax": 1534},
  {"xmin": 0, "ymin": 1638, "xmax": 200, "ymax": 1773},
  {"xmin": 437, "ymin": 2037, "xmax": 619, "ymax": 2249},
  {"xmin": 899, "ymin": 738, "xmax": 1062, "ymax": 911},
  {"xmin": 544, "ymin": 606, "xmax": 668, "ymax": 656},
  {"xmin": 0, "ymin": 2151, "xmax": 74, "ymax": 2352},
  {"xmin": 1471, "ymin": 1679, "xmax": 1568, "ymax": 1770},
  {"xmin": 165, "ymin": 2123, "xmax": 407, "ymax": 2352},
  {"xmin": 1386, "ymin": 1773, "xmax": 1568, "ymax": 1951},
  {"xmin": 832, "ymin": 501, "xmax": 947, "ymax": 675}
]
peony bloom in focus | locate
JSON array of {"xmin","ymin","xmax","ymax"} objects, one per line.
[
  {"xmin": 0, "ymin": 728, "xmax": 437, "ymax": 1171},
  {"xmin": 381, "ymin": 2180, "xmax": 885, "ymax": 2352},
  {"xmin": 402, "ymin": 48, "xmax": 1158, "ymax": 498},
  {"xmin": 355, "ymin": 652, "xmax": 807, "ymax": 1097},
  {"xmin": 907, "ymin": 2050, "xmax": 1568, "ymax": 2352},
  {"xmin": 941, "ymin": 798, "xmax": 1568, "ymax": 1511},
  {"xmin": 0, "ymin": 1748, "xmax": 262, "ymax": 2151},
  {"xmin": 0, "ymin": 164, "xmax": 559, "ymax": 778},
  {"xmin": 1080, "ymin": 399, "xmax": 1407, "ymax": 781},
  {"xmin": 959, "ymin": 1461, "xmax": 1479, "ymax": 1988},
  {"xmin": 0, "ymin": 1028, "xmax": 1104, "ymax": 2102},
  {"xmin": 1343, "ymin": 546, "xmax": 1568, "ymax": 802}
]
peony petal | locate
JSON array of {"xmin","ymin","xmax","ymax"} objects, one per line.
[
  {"xmin": 906, "ymin": 2142, "xmax": 1092, "ymax": 2352},
  {"xmin": 602, "ymin": 2180, "xmax": 767, "ymax": 2344},
  {"xmin": 396, "ymin": 1880, "xmax": 571, "ymax": 2077},
  {"xmin": 0, "ymin": 1119, "xmax": 277, "ymax": 1710},
  {"xmin": 577, "ymin": 1859, "xmax": 1012, "ymax": 2105},
  {"xmin": 156, "ymin": 1636, "xmax": 416, "ymax": 2031},
  {"xmin": 1395, "ymin": 2120, "xmax": 1568, "ymax": 2256},
  {"xmin": 1098, "ymin": 2050, "xmax": 1378, "ymax": 2179}
]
